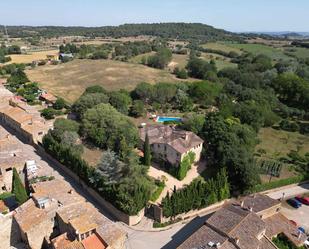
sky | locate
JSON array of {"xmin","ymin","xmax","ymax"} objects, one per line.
[{"xmin": 0, "ymin": 0, "xmax": 308, "ymax": 32}]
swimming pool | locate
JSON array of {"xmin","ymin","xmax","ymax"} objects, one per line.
[{"xmin": 156, "ymin": 116, "xmax": 182, "ymax": 123}]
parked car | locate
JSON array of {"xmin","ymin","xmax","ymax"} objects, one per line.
[
  {"xmin": 298, "ymin": 227, "xmax": 306, "ymax": 234},
  {"xmin": 289, "ymin": 220, "xmax": 298, "ymax": 226},
  {"xmin": 296, "ymin": 196, "xmax": 309, "ymax": 205},
  {"xmin": 287, "ymin": 198, "xmax": 302, "ymax": 208}
]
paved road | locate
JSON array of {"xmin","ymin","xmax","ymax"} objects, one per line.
[
  {"xmin": 266, "ymin": 183, "xmax": 309, "ymax": 200},
  {"xmin": 123, "ymin": 215, "xmax": 208, "ymax": 249}
]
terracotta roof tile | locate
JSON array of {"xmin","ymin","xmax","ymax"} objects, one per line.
[
  {"xmin": 82, "ymin": 234, "xmax": 107, "ymax": 249},
  {"xmin": 139, "ymin": 125, "xmax": 203, "ymax": 153}
]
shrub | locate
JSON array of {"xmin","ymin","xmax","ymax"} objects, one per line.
[
  {"xmin": 53, "ymin": 97, "xmax": 66, "ymax": 110},
  {"xmin": 150, "ymin": 180, "xmax": 165, "ymax": 202},
  {"xmin": 41, "ymin": 108, "xmax": 62, "ymax": 120},
  {"xmin": 174, "ymin": 67, "xmax": 188, "ymax": 79},
  {"xmin": 279, "ymin": 119, "xmax": 300, "ymax": 132}
]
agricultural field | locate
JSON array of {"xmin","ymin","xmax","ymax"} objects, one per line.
[
  {"xmin": 200, "ymin": 52, "xmax": 237, "ymax": 70},
  {"xmin": 6, "ymin": 49, "xmax": 59, "ymax": 64},
  {"xmin": 255, "ymin": 127, "xmax": 309, "ymax": 160},
  {"xmin": 225, "ymin": 43, "xmax": 293, "ymax": 61},
  {"xmin": 255, "ymin": 127, "xmax": 309, "ymax": 183},
  {"xmin": 201, "ymin": 42, "xmax": 242, "ymax": 54},
  {"xmin": 129, "ymin": 51, "xmax": 155, "ymax": 64},
  {"xmin": 284, "ymin": 47, "xmax": 309, "ymax": 60},
  {"xmin": 168, "ymin": 54, "xmax": 189, "ymax": 69},
  {"xmin": 25, "ymin": 59, "xmax": 186, "ymax": 103}
]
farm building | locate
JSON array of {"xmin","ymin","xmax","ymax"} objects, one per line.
[{"xmin": 139, "ymin": 125, "xmax": 203, "ymax": 166}]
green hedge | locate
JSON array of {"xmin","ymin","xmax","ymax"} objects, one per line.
[
  {"xmin": 253, "ymin": 175, "xmax": 307, "ymax": 193},
  {"xmin": 150, "ymin": 180, "xmax": 165, "ymax": 202},
  {"xmin": 161, "ymin": 168, "xmax": 229, "ymax": 217}
]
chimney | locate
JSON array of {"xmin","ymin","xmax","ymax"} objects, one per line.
[
  {"xmin": 249, "ymin": 207, "xmax": 253, "ymax": 212},
  {"xmin": 234, "ymin": 237, "xmax": 240, "ymax": 245}
]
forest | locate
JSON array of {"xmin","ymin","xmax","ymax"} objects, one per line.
[{"xmin": 2, "ymin": 23, "xmax": 243, "ymax": 42}]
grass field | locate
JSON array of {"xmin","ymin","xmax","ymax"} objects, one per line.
[
  {"xmin": 26, "ymin": 59, "xmax": 186, "ymax": 103},
  {"xmin": 284, "ymin": 47, "xmax": 309, "ymax": 60},
  {"xmin": 255, "ymin": 127, "xmax": 309, "ymax": 183},
  {"xmin": 201, "ymin": 42, "xmax": 242, "ymax": 54},
  {"xmin": 6, "ymin": 50, "xmax": 59, "ymax": 64},
  {"xmin": 225, "ymin": 43, "xmax": 292, "ymax": 61},
  {"xmin": 200, "ymin": 52, "xmax": 237, "ymax": 70},
  {"xmin": 255, "ymin": 127, "xmax": 309, "ymax": 160}
]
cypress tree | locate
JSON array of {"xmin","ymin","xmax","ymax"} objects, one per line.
[
  {"xmin": 143, "ymin": 133, "xmax": 151, "ymax": 166},
  {"xmin": 12, "ymin": 168, "xmax": 28, "ymax": 205}
]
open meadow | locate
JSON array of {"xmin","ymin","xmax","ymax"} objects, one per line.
[
  {"xmin": 6, "ymin": 49, "xmax": 59, "ymax": 64},
  {"xmin": 225, "ymin": 43, "xmax": 293, "ymax": 61},
  {"xmin": 256, "ymin": 127, "xmax": 309, "ymax": 159},
  {"xmin": 26, "ymin": 59, "xmax": 187, "ymax": 103},
  {"xmin": 284, "ymin": 47, "xmax": 309, "ymax": 60},
  {"xmin": 201, "ymin": 42, "xmax": 242, "ymax": 54}
]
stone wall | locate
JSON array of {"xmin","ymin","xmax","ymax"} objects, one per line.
[{"xmin": 153, "ymin": 199, "xmax": 228, "ymax": 224}]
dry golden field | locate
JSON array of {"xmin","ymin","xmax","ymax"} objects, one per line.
[
  {"xmin": 26, "ymin": 59, "xmax": 187, "ymax": 103},
  {"xmin": 6, "ymin": 50, "xmax": 59, "ymax": 64}
]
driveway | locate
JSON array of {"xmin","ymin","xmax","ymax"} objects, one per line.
[{"xmin": 148, "ymin": 161, "xmax": 206, "ymax": 203}]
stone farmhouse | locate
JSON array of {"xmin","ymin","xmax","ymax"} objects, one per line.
[
  {"xmin": 14, "ymin": 179, "xmax": 126, "ymax": 249},
  {"xmin": 0, "ymin": 128, "xmax": 24, "ymax": 193},
  {"xmin": 178, "ymin": 194, "xmax": 306, "ymax": 249},
  {"xmin": 139, "ymin": 125, "xmax": 203, "ymax": 166},
  {"xmin": 0, "ymin": 94, "xmax": 52, "ymax": 144}
]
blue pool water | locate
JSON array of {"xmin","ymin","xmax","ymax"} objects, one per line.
[{"xmin": 157, "ymin": 116, "xmax": 182, "ymax": 123}]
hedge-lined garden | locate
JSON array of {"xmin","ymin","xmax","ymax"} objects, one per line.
[{"xmin": 161, "ymin": 168, "xmax": 229, "ymax": 217}]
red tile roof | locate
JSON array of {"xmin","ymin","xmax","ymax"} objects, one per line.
[{"xmin": 81, "ymin": 234, "xmax": 107, "ymax": 249}]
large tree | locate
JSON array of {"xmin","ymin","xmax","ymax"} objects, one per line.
[
  {"xmin": 143, "ymin": 134, "xmax": 151, "ymax": 166},
  {"xmin": 12, "ymin": 168, "xmax": 28, "ymax": 205},
  {"xmin": 82, "ymin": 103, "xmax": 139, "ymax": 152}
]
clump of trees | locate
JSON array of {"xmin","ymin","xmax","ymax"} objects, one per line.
[
  {"xmin": 202, "ymin": 113, "xmax": 260, "ymax": 194},
  {"xmin": 161, "ymin": 168, "xmax": 229, "ymax": 217},
  {"xmin": 0, "ymin": 45, "xmax": 21, "ymax": 63},
  {"xmin": 81, "ymin": 103, "xmax": 139, "ymax": 153},
  {"xmin": 147, "ymin": 48, "xmax": 172, "ymax": 69},
  {"xmin": 114, "ymin": 41, "xmax": 152, "ymax": 60},
  {"xmin": 72, "ymin": 86, "xmax": 109, "ymax": 118},
  {"xmin": 186, "ymin": 57, "xmax": 217, "ymax": 80},
  {"xmin": 43, "ymin": 119, "xmax": 154, "ymax": 215}
]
